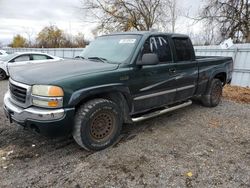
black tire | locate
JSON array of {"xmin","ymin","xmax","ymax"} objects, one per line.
[
  {"xmin": 73, "ymin": 98, "xmax": 122, "ymax": 151},
  {"xmin": 0, "ymin": 69, "xmax": 7, "ymax": 80},
  {"xmin": 201, "ymin": 79, "xmax": 223, "ymax": 107}
]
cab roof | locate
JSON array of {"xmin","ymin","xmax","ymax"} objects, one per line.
[{"xmin": 103, "ymin": 31, "xmax": 189, "ymax": 38}]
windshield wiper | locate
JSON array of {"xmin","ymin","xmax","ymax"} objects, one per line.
[
  {"xmin": 75, "ymin": 56, "xmax": 85, "ymax": 59},
  {"xmin": 88, "ymin": 57, "xmax": 108, "ymax": 63}
]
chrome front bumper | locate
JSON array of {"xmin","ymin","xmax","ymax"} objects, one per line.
[{"xmin": 3, "ymin": 91, "xmax": 65, "ymax": 123}]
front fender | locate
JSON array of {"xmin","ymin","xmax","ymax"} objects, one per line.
[{"xmin": 67, "ymin": 83, "xmax": 133, "ymax": 109}]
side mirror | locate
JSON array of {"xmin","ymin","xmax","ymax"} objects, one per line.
[{"xmin": 138, "ymin": 53, "xmax": 159, "ymax": 66}]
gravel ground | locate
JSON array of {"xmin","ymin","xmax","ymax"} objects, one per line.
[{"xmin": 0, "ymin": 80, "xmax": 249, "ymax": 188}]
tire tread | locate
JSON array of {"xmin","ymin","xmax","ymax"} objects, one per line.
[
  {"xmin": 73, "ymin": 98, "xmax": 119, "ymax": 151},
  {"xmin": 201, "ymin": 78, "xmax": 222, "ymax": 107}
]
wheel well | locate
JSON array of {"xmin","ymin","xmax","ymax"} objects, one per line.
[
  {"xmin": 0, "ymin": 68, "xmax": 7, "ymax": 74},
  {"xmin": 76, "ymin": 92, "xmax": 132, "ymax": 124},
  {"xmin": 0, "ymin": 68, "xmax": 7, "ymax": 79},
  {"xmin": 214, "ymin": 72, "xmax": 227, "ymax": 85}
]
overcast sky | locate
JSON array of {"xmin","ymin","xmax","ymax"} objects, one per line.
[{"xmin": 0, "ymin": 0, "xmax": 203, "ymax": 45}]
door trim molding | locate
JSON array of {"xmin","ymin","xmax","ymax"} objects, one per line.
[
  {"xmin": 134, "ymin": 84, "xmax": 195, "ymax": 101},
  {"xmin": 140, "ymin": 80, "xmax": 170, "ymax": 92},
  {"xmin": 176, "ymin": 85, "xmax": 195, "ymax": 91}
]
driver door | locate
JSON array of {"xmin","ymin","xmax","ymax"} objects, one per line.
[{"xmin": 130, "ymin": 36, "xmax": 177, "ymax": 112}]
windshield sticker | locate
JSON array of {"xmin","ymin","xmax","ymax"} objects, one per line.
[{"xmin": 119, "ymin": 39, "xmax": 136, "ymax": 44}]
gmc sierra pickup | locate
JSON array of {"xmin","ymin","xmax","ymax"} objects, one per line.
[{"xmin": 3, "ymin": 31, "xmax": 233, "ymax": 151}]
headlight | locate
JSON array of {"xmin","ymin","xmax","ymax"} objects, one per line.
[
  {"xmin": 32, "ymin": 85, "xmax": 64, "ymax": 97},
  {"xmin": 32, "ymin": 85, "xmax": 64, "ymax": 108}
]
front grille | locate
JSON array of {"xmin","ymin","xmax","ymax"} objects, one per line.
[{"xmin": 9, "ymin": 82, "xmax": 27, "ymax": 103}]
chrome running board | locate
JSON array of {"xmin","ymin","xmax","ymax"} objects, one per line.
[{"xmin": 132, "ymin": 100, "xmax": 192, "ymax": 122}]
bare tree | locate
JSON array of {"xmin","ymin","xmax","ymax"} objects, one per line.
[
  {"xmin": 81, "ymin": 0, "xmax": 166, "ymax": 32},
  {"xmin": 169, "ymin": 0, "xmax": 177, "ymax": 32},
  {"xmin": 72, "ymin": 33, "xmax": 87, "ymax": 47},
  {"xmin": 157, "ymin": 0, "xmax": 180, "ymax": 33},
  {"xmin": 201, "ymin": 22, "xmax": 223, "ymax": 45},
  {"xmin": 199, "ymin": 0, "xmax": 250, "ymax": 43},
  {"xmin": 166, "ymin": 0, "xmax": 178, "ymax": 33},
  {"xmin": 23, "ymin": 27, "xmax": 35, "ymax": 47}
]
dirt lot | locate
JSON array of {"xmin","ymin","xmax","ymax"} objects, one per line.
[{"xmin": 0, "ymin": 80, "xmax": 249, "ymax": 188}]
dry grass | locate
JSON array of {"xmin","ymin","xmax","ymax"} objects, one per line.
[{"xmin": 223, "ymin": 84, "xmax": 250, "ymax": 104}]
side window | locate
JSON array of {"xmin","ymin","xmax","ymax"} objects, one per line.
[
  {"xmin": 142, "ymin": 36, "xmax": 172, "ymax": 63},
  {"xmin": 46, "ymin": 55, "xmax": 53, "ymax": 59},
  {"xmin": 32, "ymin": 54, "xmax": 49, "ymax": 60},
  {"xmin": 173, "ymin": 38, "xmax": 193, "ymax": 61},
  {"xmin": 13, "ymin": 55, "xmax": 30, "ymax": 62}
]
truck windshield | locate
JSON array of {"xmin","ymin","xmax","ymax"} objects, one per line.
[{"xmin": 80, "ymin": 35, "xmax": 141, "ymax": 64}]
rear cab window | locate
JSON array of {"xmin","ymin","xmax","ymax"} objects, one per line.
[{"xmin": 173, "ymin": 38, "xmax": 195, "ymax": 62}]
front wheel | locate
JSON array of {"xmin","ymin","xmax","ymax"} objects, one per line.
[
  {"xmin": 0, "ymin": 69, "xmax": 7, "ymax": 80},
  {"xmin": 73, "ymin": 98, "xmax": 122, "ymax": 151},
  {"xmin": 201, "ymin": 79, "xmax": 223, "ymax": 107}
]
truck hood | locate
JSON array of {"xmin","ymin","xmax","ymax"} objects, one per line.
[{"xmin": 10, "ymin": 59, "xmax": 119, "ymax": 85}]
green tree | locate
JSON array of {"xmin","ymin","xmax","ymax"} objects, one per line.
[
  {"xmin": 10, "ymin": 34, "xmax": 27, "ymax": 48},
  {"xmin": 36, "ymin": 25, "xmax": 66, "ymax": 48}
]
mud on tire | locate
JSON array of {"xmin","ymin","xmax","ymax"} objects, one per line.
[
  {"xmin": 201, "ymin": 78, "xmax": 223, "ymax": 107},
  {"xmin": 73, "ymin": 98, "xmax": 122, "ymax": 151}
]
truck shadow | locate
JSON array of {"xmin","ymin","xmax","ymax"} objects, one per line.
[
  {"xmin": 113, "ymin": 102, "xmax": 200, "ymax": 148},
  {"xmin": 0, "ymin": 103, "xmax": 200, "ymax": 163}
]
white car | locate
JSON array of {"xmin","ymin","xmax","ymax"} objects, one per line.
[
  {"xmin": 0, "ymin": 52, "xmax": 63, "ymax": 80},
  {"xmin": 0, "ymin": 50, "xmax": 9, "ymax": 58}
]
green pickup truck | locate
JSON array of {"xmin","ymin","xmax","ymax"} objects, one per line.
[{"xmin": 3, "ymin": 31, "xmax": 233, "ymax": 151}]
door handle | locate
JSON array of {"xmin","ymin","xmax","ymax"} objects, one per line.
[{"xmin": 169, "ymin": 68, "xmax": 176, "ymax": 73}]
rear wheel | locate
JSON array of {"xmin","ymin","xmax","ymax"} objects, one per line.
[
  {"xmin": 0, "ymin": 69, "xmax": 7, "ymax": 80},
  {"xmin": 73, "ymin": 98, "xmax": 122, "ymax": 151},
  {"xmin": 201, "ymin": 79, "xmax": 223, "ymax": 107}
]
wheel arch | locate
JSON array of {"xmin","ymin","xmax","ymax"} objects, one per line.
[
  {"xmin": 0, "ymin": 68, "xmax": 8, "ymax": 80},
  {"xmin": 203, "ymin": 70, "xmax": 227, "ymax": 96},
  {"xmin": 68, "ymin": 85, "xmax": 133, "ymax": 124},
  {"xmin": 209, "ymin": 70, "xmax": 227, "ymax": 86},
  {"xmin": 0, "ymin": 62, "xmax": 9, "ymax": 75},
  {"xmin": 214, "ymin": 72, "xmax": 227, "ymax": 86}
]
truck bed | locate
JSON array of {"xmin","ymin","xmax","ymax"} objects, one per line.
[{"xmin": 196, "ymin": 56, "xmax": 232, "ymax": 62}]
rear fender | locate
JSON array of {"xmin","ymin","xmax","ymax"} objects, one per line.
[{"xmin": 205, "ymin": 69, "xmax": 227, "ymax": 94}]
